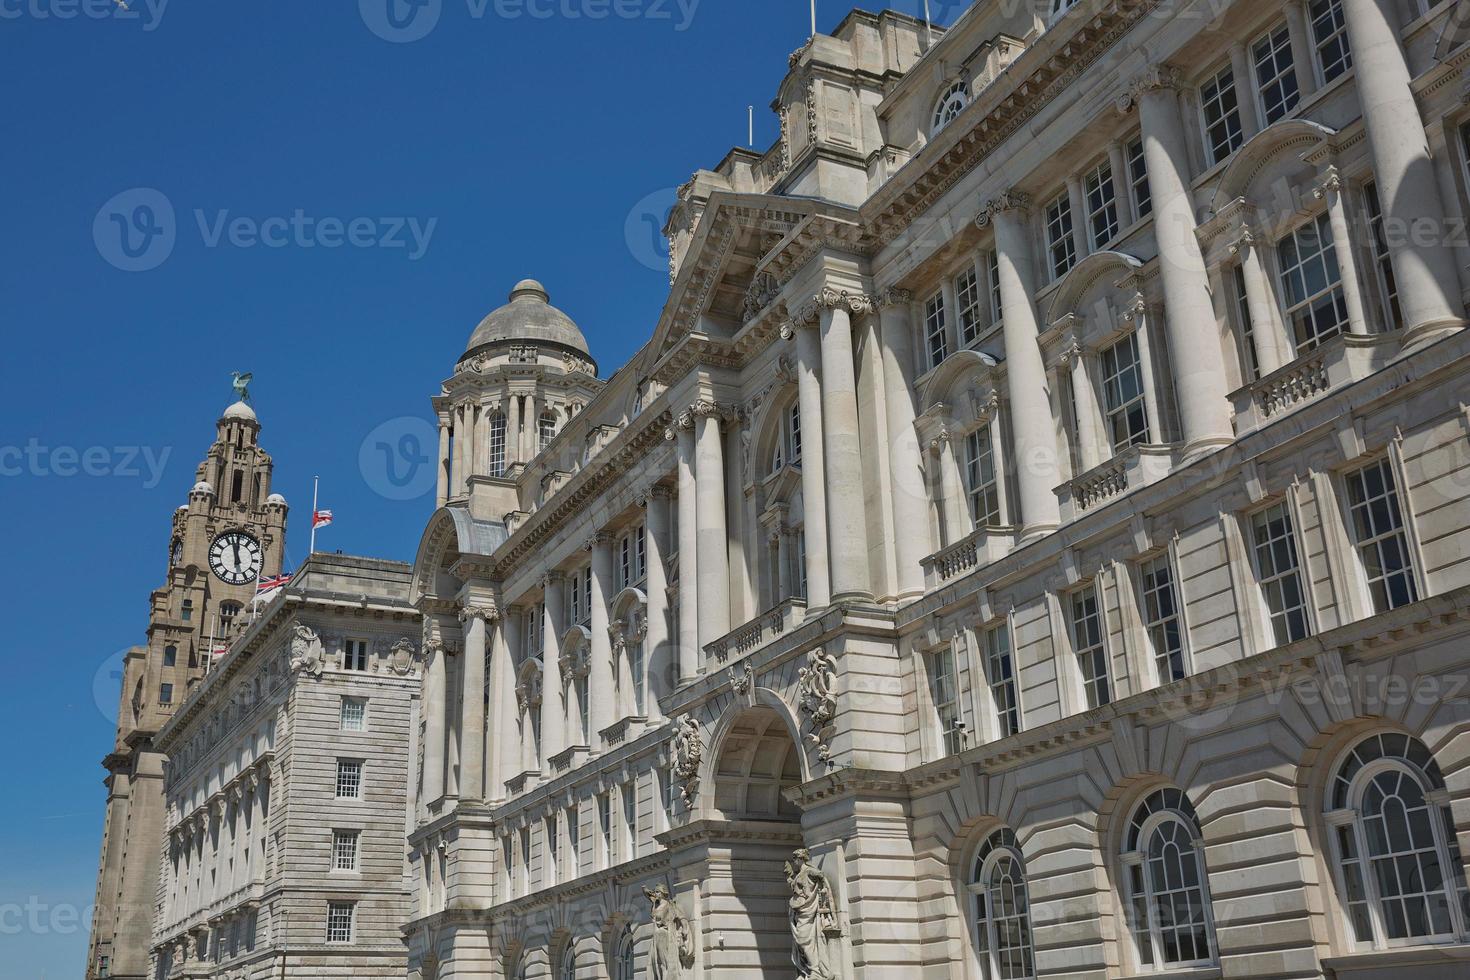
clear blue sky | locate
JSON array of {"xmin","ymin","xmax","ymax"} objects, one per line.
[{"xmin": 0, "ymin": 2, "xmax": 957, "ymax": 975}]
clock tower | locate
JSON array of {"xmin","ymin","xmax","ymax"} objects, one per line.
[{"xmin": 86, "ymin": 392, "xmax": 289, "ymax": 980}]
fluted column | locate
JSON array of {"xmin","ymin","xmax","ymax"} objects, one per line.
[
  {"xmin": 877, "ymin": 291, "xmax": 928, "ymax": 599},
  {"xmin": 540, "ymin": 575, "xmax": 565, "ymax": 763},
  {"xmin": 977, "ymin": 193, "xmax": 1062, "ymax": 538},
  {"xmin": 588, "ymin": 532, "xmax": 616, "ymax": 745},
  {"xmin": 488, "ymin": 614, "xmax": 517, "ymax": 797},
  {"xmin": 436, "ymin": 420, "xmax": 450, "ymax": 508},
  {"xmin": 423, "ymin": 642, "xmax": 447, "ymax": 804},
  {"xmin": 1341, "ymin": 0, "xmax": 1465, "ymax": 345},
  {"xmin": 792, "ymin": 323, "xmax": 832, "ymax": 608},
  {"xmin": 642, "ymin": 487, "xmax": 672, "ymax": 717},
  {"xmin": 691, "ymin": 403, "xmax": 731, "ymax": 643},
  {"xmin": 1127, "ymin": 66, "xmax": 1235, "ymax": 457},
  {"xmin": 456, "ymin": 602, "xmax": 494, "ymax": 802},
  {"xmin": 671, "ymin": 422, "xmax": 699, "ymax": 682}
]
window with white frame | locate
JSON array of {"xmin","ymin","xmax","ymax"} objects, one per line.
[
  {"xmin": 1139, "ymin": 555, "xmax": 1189, "ymax": 684},
  {"xmin": 539, "ymin": 411, "xmax": 557, "ymax": 453},
  {"xmin": 501, "ymin": 835, "xmax": 515, "ymax": 901},
  {"xmin": 617, "ymin": 525, "xmax": 646, "ymax": 591},
  {"xmin": 1250, "ymin": 501, "xmax": 1311, "ymax": 646},
  {"xmin": 1101, "ymin": 332, "xmax": 1150, "ymax": 451},
  {"xmin": 1278, "ymin": 212, "xmax": 1349, "ymax": 354},
  {"xmin": 629, "ymin": 635, "xmax": 646, "ymax": 717},
  {"xmin": 957, "ymin": 264, "xmax": 984, "ymax": 347},
  {"xmin": 332, "ymin": 830, "xmax": 359, "ymax": 871},
  {"xmin": 1200, "ymin": 64, "xmax": 1245, "ymax": 164},
  {"xmin": 1361, "ymin": 181, "xmax": 1402, "ymax": 331},
  {"xmin": 1310, "ymin": 0, "xmax": 1352, "ymax": 83},
  {"xmin": 569, "ymin": 567, "xmax": 592, "ymax": 626},
  {"xmin": 926, "ymin": 644, "xmax": 963, "ymax": 757},
  {"xmin": 325, "ymin": 901, "xmax": 355, "ymax": 944},
  {"xmin": 335, "ymin": 759, "xmax": 362, "ymax": 799},
  {"xmin": 1084, "ymin": 159, "xmax": 1119, "ymax": 249},
  {"xmin": 932, "ymin": 80, "xmax": 969, "ymax": 134},
  {"xmin": 984, "ymin": 623, "xmax": 1021, "ymax": 739},
  {"xmin": 566, "ymin": 805, "xmax": 580, "ymax": 878},
  {"xmin": 1126, "ymin": 136, "xmax": 1151, "ymax": 217},
  {"xmin": 1231, "ymin": 264, "xmax": 1261, "ymax": 380},
  {"xmin": 986, "ymin": 250, "xmax": 1004, "ymax": 323},
  {"xmin": 1068, "ymin": 586, "xmax": 1112, "ymax": 708},
  {"xmin": 340, "ymin": 697, "xmax": 367, "ymax": 732},
  {"xmin": 598, "ymin": 792, "xmax": 613, "ymax": 867},
  {"xmin": 968, "ymin": 827, "xmax": 1036, "ymax": 980},
  {"xmin": 1253, "ymin": 23, "xmax": 1301, "ymax": 125},
  {"xmin": 527, "ymin": 602, "xmax": 545, "ymax": 659},
  {"xmin": 575, "ymin": 673, "xmax": 590, "ymax": 745},
  {"xmin": 964, "ymin": 426, "xmax": 1003, "ymax": 528},
  {"xmin": 1343, "ymin": 458, "xmax": 1419, "ymax": 613},
  {"xmin": 925, "ymin": 290, "xmax": 949, "ymax": 368},
  {"xmin": 1326, "ymin": 732, "xmax": 1470, "ymax": 948},
  {"xmin": 343, "ymin": 639, "xmax": 369, "ymax": 672},
  {"xmin": 1123, "ymin": 789, "xmax": 1216, "ymax": 969},
  {"xmin": 488, "ymin": 412, "xmax": 507, "ymax": 476},
  {"xmin": 545, "ymin": 814, "xmax": 558, "ymax": 886},
  {"xmin": 1045, "ymin": 192, "xmax": 1077, "ymax": 280},
  {"xmin": 622, "ymin": 781, "xmax": 638, "ymax": 860},
  {"xmin": 772, "ymin": 399, "xmax": 802, "ymax": 472}
]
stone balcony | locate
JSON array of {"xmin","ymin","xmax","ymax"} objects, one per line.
[
  {"xmin": 1058, "ymin": 444, "xmax": 1177, "ymax": 522},
  {"xmin": 920, "ymin": 527, "xmax": 1018, "ymax": 589},
  {"xmin": 702, "ymin": 596, "xmax": 807, "ymax": 673},
  {"xmin": 1230, "ymin": 331, "xmax": 1398, "ymax": 432}
]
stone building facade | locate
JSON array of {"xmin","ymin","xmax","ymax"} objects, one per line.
[
  {"xmin": 403, "ymin": 1, "xmax": 1470, "ymax": 978},
  {"xmin": 89, "ymin": 399, "xmax": 289, "ymax": 980},
  {"xmin": 148, "ymin": 553, "xmax": 423, "ymax": 980}
]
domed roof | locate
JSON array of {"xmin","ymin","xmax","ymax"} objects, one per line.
[
  {"xmin": 266, "ymin": 492, "xmax": 287, "ymax": 505},
  {"xmin": 221, "ymin": 400, "xmax": 257, "ymax": 422},
  {"xmin": 192, "ymin": 481, "xmax": 215, "ymax": 495},
  {"xmin": 464, "ymin": 280, "xmax": 591, "ymax": 359}
]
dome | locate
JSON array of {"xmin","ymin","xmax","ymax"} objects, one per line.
[
  {"xmin": 266, "ymin": 493, "xmax": 287, "ymax": 506},
  {"xmin": 192, "ymin": 481, "xmax": 215, "ymax": 495},
  {"xmin": 463, "ymin": 280, "xmax": 592, "ymax": 360},
  {"xmin": 221, "ymin": 400, "xmax": 257, "ymax": 422}
]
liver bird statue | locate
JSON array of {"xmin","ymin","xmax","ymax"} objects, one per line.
[{"xmin": 231, "ymin": 371, "xmax": 253, "ymax": 403}]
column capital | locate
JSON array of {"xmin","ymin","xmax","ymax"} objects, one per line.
[
  {"xmin": 975, "ymin": 190, "xmax": 1032, "ymax": 228},
  {"xmin": 457, "ymin": 600, "xmax": 501, "ymax": 625},
  {"xmin": 1312, "ymin": 165, "xmax": 1344, "ymax": 199},
  {"xmin": 584, "ymin": 530, "xmax": 615, "ymax": 552},
  {"xmin": 1226, "ymin": 227, "xmax": 1258, "ymax": 257},
  {"xmin": 1059, "ymin": 338, "xmax": 1090, "ymax": 365},
  {"xmin": 792, "ymin": 285, "xmax": 875, "ymax": 324},
  {"xmin": 541, "ymin": 570, "xmax": 566, "ymax": 589},
  {"xmin": 1117, "ymin": 63, "xmax": 1184, "ymax": 111}
]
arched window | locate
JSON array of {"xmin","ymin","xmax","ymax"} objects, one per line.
[
  {"xmin": 1122, "ymin": 788, "xmax": 1216, "ymax": 969},
  {"xmin": 488, "ymin": 412, "xmax": 508, "ymax": 476},
  {"xmin": 768, "ymin": 399, "xmax": 802, "ymax": 475},
  {"xmin": 560, "ymin": 942, "xmax": 578, "ymax": 980},
  {"xmin": 1326, "ymin": 732, "xmax": 1470, "ymax": 948},
  {"xmin": 219, "ymin": 602, "xmax": 241, "ymax": 630},
  {"xmin": 613, "ymin": 924, "xmax": 636, "ymax": 980},
  {"xmin": 968, "ymin": 827, "xmax": 1035, "ymax": 980},
  {"xmin": 539, "ymin": 411, "xmax": 557, "ymax": 453},
  {"xmin": 932, "ymin": 80, "xmax": 969, "ymax": 134}
]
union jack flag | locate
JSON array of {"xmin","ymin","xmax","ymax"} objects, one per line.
[{"xmin": 256, "ymin": 572, "xmax": 292, "ymax": 593}]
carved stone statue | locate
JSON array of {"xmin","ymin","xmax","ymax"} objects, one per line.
[
  {"xmin": 230, "ymin": 371, "xmax": 253, "ymax": 403},
  {"xmin": 643, "ymin": 883, "xmax": 694, "ymax": 979},
  {"xmin": 288, "ymin": 624, "xmax": 324, "ymax": 677},
  {"xmin": 786, "ymin": 848, "xmax": 840, "ymax": 980},
  {"xmin": 671, "ymin": 716, "xmax": 703, "ymax": 807}
]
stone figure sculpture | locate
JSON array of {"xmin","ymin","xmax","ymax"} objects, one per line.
[
  {"xmin": 643, "ymin": 883, "xmax": 694, "ymax": 978},
  {"xmin": 287, "ymin": 623, "xmax": 324, "ymax": 677},
  {"xmin": 786, "ymin": 847, "xmax": 840, "ymax": 979}
]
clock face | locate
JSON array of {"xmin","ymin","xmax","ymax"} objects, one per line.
[{"xmin": 208, "ymin": 531, "xmax": 263, "ymax": 585}]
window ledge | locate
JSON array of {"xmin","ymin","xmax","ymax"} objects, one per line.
[
  {"xmin": 1058, "ymin": 443, "xmax": 1178, "ymax": 521},
  {"xmin": 921, "ymin": 526, "xmax": 1018, "ymax": 588},
  {"xmin": 1323, "ymin": 943, "xmax": 1470, "ymax": 971},
  {"xmin": 1230, "ymin": 331, "xmax": 1399, "ymax": 432},
  {"xmin": 1116, "ymin": 967, "xmax": 1220, "ymax": 980}
]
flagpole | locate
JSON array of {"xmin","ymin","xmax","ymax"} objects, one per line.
[
  {"xmin": 810, "ymin": 0, "xmax": 816, "ymax": 37},
  {"xmin": 206, "ymin": 613, "xmax": 217, "ymax": 674},
  {"xmin": 309, "ymin": 475, "xmax": 319, "ymax": 556}
]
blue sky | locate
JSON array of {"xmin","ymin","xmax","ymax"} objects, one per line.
[{"xmin": 0, "ymin": 1, "xmax": 957, "ymax": 974}]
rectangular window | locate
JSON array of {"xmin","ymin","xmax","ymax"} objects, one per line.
[
  {"xmin": 1232, "ymin": 264, "xmax": 1261, "ymax": 380},
  {"xmin": 1254, "ymin": 23, "xmax": 1301, "ymax": 125},
  {"xmin": 344, "ymin": 639, "xmax": 369, "ymax": 672},
  {"xmin": 1344, "ymin": 459, "xmax": 1419, "ymax": 612},
  {"xmin": 630, "ymin": 641, "xmax": 646, "ymax": 716},
  {"xmin": 335, "ymin": 759, "xmax": 362, "ymax": 799},
  {"xmin": 964, "ymin": 427, "xmax": 1002, "ymax": 528},
  {"xmin": 332, "ymin": 830, "xmax": 359, "ymax": 871},
  {"xmin": 576, "ymin": 674, "xmax": 590, "ymax": 744},
  {"xmin": 618, "ymin": 533, "xmax": 633, "ymax": 590},
  {"xmin": 622, "ymin": 782, "xmax": 638, "ymax": 860},
  {"xmin": 566, "ymin": 805, "xmax": 580, "ymax": 878},
  {"xmin": 984, "ymin": 624, "xmax": 1021, "ymax": 739},
  {"xmin": 1251, "ymin": 502, "xmax": 1312, "ymax": 645},
  {"xmin": 502, "ymin": 835, "xmax": 514, "ymax": 900},
  {"xmin": 1101, "ymin": 332, "xmax": 1150, "ymax": 451},
  {"xmin": 924, "ymin": 291, "xmax": 949, "ymax": 368},
  {"xmin": 325, "ymin": 902, "xmax": 354, "ymax": 944},
  {"xmin": 1084, "ymin": 160, "xmax": 1119, "ymax": 248},
  {"xmin": 1200, "ymin": 64, "xmax": 1245, "ymax": 164},
  {"xmin": 527, "ymin": 602, "xmax": 545, "ymax": 657},
  {"xmin": 1139, "ymin": 555, "xmax": 1189, "ymax": 683},
  {"xmin": 1278, "ymin": 213, "xmax": 1348, "ymax": 354},
  {"xmin": 926, "ymin": 645, "xmax": 963, "ymax": 756},
  {"xmin": 1046, "ymin": 192, "xmax": 1077, "ymax": 280},
  {"xmin": 598, "ymin": 792, "xmax": 613, "ymax": 867},
  {"xmin": 163, "ymin": 645, "xmax": 177, "ymax": 667},
  {"xmin": 1310, "ymin": 0, "xmax": 1352, "ymax": 83},
  {"xmin": 488, "ymin": 414, "xmax": 506, "ymax": 476},
  {"xmin": 1126, "ymin": 137, "xmax": 1151, "ymax": 217},
  {"xmin": 788, "ymin": 402, "xmax": 802, "ymax": 463},
  {"xmin": 159, "ymin": 683, "xmax": 173, "ymax": 705},
  {"xmin": 1361, "ymin": 181, "xmax": 1402, "ymax": 331},
  {"xmin": 986, "ymin": 250, "xmax": 1004, "ymax": 324},
  {"xmin": 1069, "ymin": 586, "xmax": 1112, "ymax": 708},
  {"xmin": 519, "ymin": 827, "xmax": 530, "ymax": 893},
  {"xmin": 340, "ymin": 697, "xmax": 367, "ymax": 732},
  {"xmin": 545, "ymin": 814, "xmax": 558, "ymax": 885},
  {"xmin": 956, "ymin": 265, "xmax": 983, "ymax": 347}
]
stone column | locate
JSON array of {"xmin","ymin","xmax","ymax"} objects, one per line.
[
  {"xmin": 448, "ymin": 408, "xmax": 463, "ymax": 497},
  {"xmin": 1316, "ymin": 168, "xmax": 1371, "ymax": 334},
  {"xmin": 936, "ymin": 433, "xmax": 969, "ymax": 542},
  {"xmin": 436, "ymin": 420, "xmax": 450, "ymax": 508},
  {"xmin": 1066, "ymin": 174, "xmax": 1090, "ymax": 257},
  {"xmin": 505, "ymin": 395, "xmax": 522, "ymax": 469},
  {"xmin": 423, "ymin": 643, "xmax": 447, "ymax": 803},
  {"xmin": 1341, "ymin": 0, "xmax": 1465, "ymax": 346},
  {"xmin": 1229, "ymin": 43, "xmax": 1262, "ymax": 140},
  {"xmin": 977, "ymin": 194, "xmax": 1062, "ymax": 539},
  {"xmin": 877, "ymin": 291, "xmax": 928, "ymax": 600},
  {"xmin": 1064, "ymin": 342, "xmax": 1106, "ymax": 470},
  {"xmin": 1231, "ymin": 231, "xmax": 1292, "ymax": 375},
  {"xmin": 530, "ymin": 393, "xmax": 545, "ymax": 457},
  {"xmin": 489, "ymin": 616, "xmax": 517, "ymax": 797},
  {"xmin": 692, "ymin": 403, "xmax": 731, "ymax": 642},
  {"xmin": 811, "ymin": 291, "xmax": 873, "ymax": 602},
  {"xmin": 540, "ymin": 575, "xmax": 565, "ymax": 763},
  {"xmin": 1283, "ymin": 0, "xmax": 1319, "ymax": 101},
  {"xmin": 1129, "ymin": 66, "xmax": 1235, "ymax": 457},
  {"xmin": 776, "ymin": 528, "xmax": 792, "ymax": 600},
  {"xmin": 456, "ymin": 603, "xmax": 492, "ymax": 802},
  {"xmin": 1108, "ymin": 140, "xmax": 1133, "ymax": 227},
  {"xmin": 671, "ymin": 422, "xmax": 700, "ymax": 683},
  {"xmin": 468, "ymin": 404, "xmax": 483, "ymax": 480},
  {"xmin": 1129, "ymin": 308, "xmax": 1166, "ymax": 444},
  {"xmin": 792, "ymin": 322, "xmax": 832, "ymax": 608},
  {"xmin": 642, "ymin": 487, "xmax": 672, "ymax": 718},
  {"xmin": 588, "ymin": 532, "xmax": 616, "ymax": 744}
]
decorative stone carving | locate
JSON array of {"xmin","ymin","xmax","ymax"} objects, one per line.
[
  {"xmin": 975, "ymin": 190, "xmax": 1031, "ymax": 228},
  {"xmin": 791, "ymin": 286, "xmax": 876, "ymax": 325},
  {"xmin": 389, "ymin": 637, "xmax": 417, "ymax": 676},
  {"xmin": 1116, "ymin": 63, "xmax": 1184, "ymax": 113},
  {"xmin": 516, "ymin": 658, "xmax": 543, "ymax": 714},
  {"xmin": 786, "ymin": 848, "xmax": 841, "ymax": 979},
  {"xmin": 670, "ymin": 716, "xmax": 703, "ymax": 807},
  {"xmin": 743, "ymin": 271, "xmax": 781, "ymax": 323},
  {"xmin": 287, "ymin": 624, "xmax": 324, "ymax": 677},
  {"xmin": 728, "ymin": 660, "xmax": 755, "ymax": 703},
  {"xmin": 797, "ymin": 646, "xmax": 838, "ymax": 768},
  {"xmin": 457, "ymin": 602, "xmax": 501, "ymax": 626},
  {"xmin": 643, "ymin": 883, "xmax": 695, "ymax": 978}
]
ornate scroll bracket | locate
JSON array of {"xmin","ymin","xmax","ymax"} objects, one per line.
[
  {"xmin": 796, "ymin": 646, "xmax": 838, "ymax": 770},
  {"xmin": 670, "ymin": 716, "xmax": 704, "ymax": 808},
  {"xmin": 975, "ymin": 190, "xmax": 1031, "ymax": 229}
]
